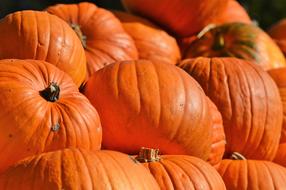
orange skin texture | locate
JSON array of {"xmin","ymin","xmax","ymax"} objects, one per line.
[
  {"xmin": 218, "ymin": 159, "xmax": 286, "ymax": 190},
  {"xmin": 268, "ymin": 19, "xmax": 286, "ymax": 56},
  {"xmin": 184, "ymin": 23, "xmax": 286, "ymax": 71},
  {"xmin": 113, "ymin": 11, "xmax": 181, "ymax": 65},
  {"xmin": 46, "ymin": 2, "xmax": 138, "ymax": 79},
  {"xmin": 0, "ymin": 10, "xmax": 86, "ymax": 87},
  {"xmin": 122, "ymin": 0, "xmax": 228, "ymax": 37},
  {"xmin": 141, "ymin": 155, "xmax": 226, "ymax": 190},
  {"xmin": 207, "ymin": 97, "xmax": 226, "ymax": 169},
  {"xmin": 177, "ymin": 57, "xmax": 283, "ymax": 160},
  {"xmin": 84, "ymin": 60, "xmax": 213, "ymax": 160},
  {"xmin": 0, "ymin": 59, "xmax": 102, "ymax": 173},
  {"xmin": 268, "ymin": 68, "xmax": 286, "ymax": 166},
  {"xmin": 0, "ymin": 148, "xmax": 160, "ymax": 190}
]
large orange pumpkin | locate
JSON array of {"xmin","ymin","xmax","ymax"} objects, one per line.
[
  {"xmin": 0, "ymin": 59, "xmax": 102, "ymax": 173},
  {"xmin": 112, "ymin": 11, "xmax": 181, "ymax": 65},
  {"xmin": 184, "ymin": 22, "xmax": 286, "ymax": 70},
  {"xmin": 177, "ymin": 57, "xmax": 283, "ymax": 160},
  {"xmin": 134, "ymin": 147, "xmax": 226, "ymax": 190},
  {"xmin": 268, "ymin": 19, "xmax": 286, "ymax": 56},
  {"xmin": 218, "ymin": 152, "xmax": 286, "ymax": 190},
  {"xmin": 268, "ymin": 68, "xmax": 286, "ymax": 167},
  {"xmin": 46, "ymin": 2, "xmax": 138, "ymax": 78},
  {"xmin": 84, "ymin": 60, "xmax": 213, "ymax": 160},
  {"xmin": 122, "ymin": 0, "xmax": 228, "ymax": 37},
  {"xmin": 0, "ymin": 10, "xmax": 86, "ymax": 87},
  {"xmin": 0, "ymin": 148, "xmax": 159, "ymax": 190}
]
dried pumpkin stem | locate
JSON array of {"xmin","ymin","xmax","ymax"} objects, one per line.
[
  {"xmin": 213, "ymin": 32, "xmax": 225, "ymax": 50},
  {"xmin": 135, "ymin": 147, "xmax": 160, "ymax": 163},
  {"xmin": 230, "ymin": 152, "xmax": 246, "ymax": 160},
  {"xmin": 40, "ymin": 82, "xmax": 60, "ymax": 102},
  {"xmin": 70, "ymin": 23, "xmax": 87, "ymax": 49}
]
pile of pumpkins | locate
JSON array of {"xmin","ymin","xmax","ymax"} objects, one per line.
[{"xmin": 1, "ymin": 0, "xmax": 286, "ymax": 189}]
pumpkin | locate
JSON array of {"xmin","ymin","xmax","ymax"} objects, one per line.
[
  {"xmin": 218, "ymin": 152, "xmax": 286, "ymax": 190},
  {"xmin": 84, "ymin": 60, "xmax": 213, "ymax": 160},
  {"xmin": 112, "ymin": 11, "xmax": 181, "ymax": 65},
  {"xmin": 0, "ymin": 148, "xmax": 159, "ymax": 190},
  {"xmin": 184, "ymin": 22, "xmax": 286, "ymax": 70},
  {"xmin": 268, "ymin": 19, "xmax": 286, "ymax": 56},
  {"xmin": 134, "ymin": 147, "xmax": 226, "ymax": 190},
  {"xmin": 268, "ymin": 68, "xmax": 286, "ymax": 166},
  {"xmin": 207, "ymin": 97, "xmax": 226, "ymax": 169},
  {"xmin": 0, "ymin": 10, "xmax": 86, "ymax": 87},
  {"xmin": 122, "ymin": 0, "xmax": 229, "ymax": 37},
  {"xmin": 177, "ymin": 57, "xmax": 283, "ymax": 160},
  {"xmin": 46, "ymin": 2, "xmax": 138, "ymax": 79},
  {"xmin": 0, "ymin": 59, "xmax": 102, "ymax": 173},
  {"xmin": 211, "ymin": 0, "xmax": 251, "ymax": 25}
]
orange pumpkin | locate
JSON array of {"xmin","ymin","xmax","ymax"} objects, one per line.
[
  {"xmin": 0, "ymin": 148, "xmax": 160, "ymax": 190},
  {"xmin": 184, "ymin": 22, "xmax": 286, "ymax": 70},
  {"xmin": 178, "ymin": 57, "xmax": 283, "ymax": 160},
  {"xmin": 122, "ymin": 0, "xmax": 229, "ymax": 37},
  {"xmin": 134, "ymin": 147, "xmax": 226, "ymax": 190},
  {"xmin": 268, "ymin": 68, "xmax": 286, "ymax": 166},
  {"xmin": 268, "ymin": 19, "xmax": 286, "ymax": 56},
  {"xmin": 84, "ymin": 60, "xmax": 213, "ymax": 160},
  {"xmin": 0, "ymin": 59, "xmax": 102, "ymax": 173},
  {"xmin": 0, "ymin": 10, "xmax": 86, "ymax": 87},
  {"xmin": 46, "ymin": 2, "xmax": 138, "ymax": 78},
  {"xmin": 113, "ymin": 11, "xmax": 181, "ymax": 65},
  {"xmin": 218, "ymin": 152, "xmax": 286, "ymax": 190}
]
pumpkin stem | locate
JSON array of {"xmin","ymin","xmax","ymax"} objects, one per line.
[
  {"xmin": 230, "ymin": 152, "xmax": 246, "ymax": 160},
  {"xmin": 213, "ymin": 32, "xmax": 225, "ymax": 50},
  {"xmin": 40, "ymin": 82, "xmax": 60, "ymax": 102},
  {"xmin": 70, "ymin": 23, "xmax": 87, "ymax": 49},
  {"xmin": 135, "ymin": 147, "xmax": 160, "ymax": 163},
  {"xmin": 197, "ymin": 24, "xmax": 216, "ymax": 38}
]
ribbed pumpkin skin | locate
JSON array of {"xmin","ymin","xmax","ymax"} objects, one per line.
[
  {"xmin": 207, "ymin": 97, "xmax": 226, "ymax": 169},
  {"xmin": 84, "ymin": 60, "xmax": 213, "ymax": 160},
  {"xmin": 0, "ymin": 10, "xmax": 86, "ymax": 87},
  {"xmin": 113, "ymin": 11, "xmax": 181, "ymax": 65},
  {"xmin": 177, "ymin": 57, "xmax": 283, "ymax": 160},
  {"xmin": 268, "ymin": 19, "xmax": 286, "ymax": 56},
  {"xmin": 122, "ymin": 0, "xmax": 228, "ymax": 37},
  {"xmin": 218, "ymin": 159, "xmax": 286, "ymax": 190},
  {"xmin": 184, "ymin": 23, "xmax": 286, "ymax": 70},
  {"xmin": 46, "ymin": 2, "xmax": 138, "ymax": 79},
  {"xmin": 0, "ymin": 59, "xmax": 102, "ymax": 173},
  {"xmin": 212, "ymin": 0, "xmax": 251, "ymax": 25},
  {"xmin": 0, "ymin": 149, "xmax": 159, "ymax": 190},
  {"xmin": 268, "ymin": 68, "xmax": 286, "ymax": 166},
  {"xmin": 142, "ymin": 155, "xmax": 226, "ymax": 190}
]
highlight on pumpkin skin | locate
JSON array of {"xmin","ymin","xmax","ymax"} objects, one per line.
[{"xmin": 133, "ymin": 147, "xmax": 227, "ymax": 190}]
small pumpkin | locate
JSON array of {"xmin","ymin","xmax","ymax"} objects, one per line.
[
  {"xmin": 84, "ymin": 60, "xmax": 213, "ymax": 160},
  {"xmin": 218, "ymin": 152, "xmax": 286, "ymax": 190},
  {"xmin": 184, "ymin": 22, "xmax": 286, "ymax": 70},
  {"xmin": 0, "ymin": 59, "xmax": 102, "ymax": 173},
  {"xmin": 177, "ymin": 57, "xmax": 283, "ymax": 160},
  {"xmin": 112, "ymin": 11, "xmax": 181, "ymax": 65},
  {"xmin": 0, "ymin": 148, "xmax": 159, "ymax": 190},
  {"xmin": 122, "ymin": 0, "xmax": 229, "ymax": 37},
  {"xmin": 268, "ymin": 19, "xmax": 286, "ymax": 56},
  {"xmin": 0, "ymin": 10, "xmax": 86, "ymax": 87},
  {"xmin": 134, "ymin": 147, "xmax": 226, "ymax": 190},
  {"xmin": 46, "ymin": 2, "xmax": 138, "ymax": 78},
  {"xmin": 268, "ymin": 68, "xmax": 286, "ymax": 167}
]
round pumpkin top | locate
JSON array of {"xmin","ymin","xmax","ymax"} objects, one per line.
[
  {"xmin": 0, "ymin": 148, "xmax": 160, "ymax": 190},
  {"xmin": 0, "ymin": 10, "xmax": 86, "ymax": 87},
  {"xmin": 46, "ymin": 2, "xmax": 138, "ymax": 79},
  {"xmin": 84, "ymin": 59, "xmax": 213, "ymax": 160},
  {"xmin": 268, "ymin": 19, "xmax": 286, "ymax": 56},
  {"xmin": 0, "ymin": 59, "xmax": 102, "ymax": 173},
  {"xmin": 184, "ymin": 22, "xmax": 286, "ymax": 70}
]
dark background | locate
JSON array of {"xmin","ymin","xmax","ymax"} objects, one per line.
[{"xmin": 0, "ymin": 0, "xmax": 285, "ymax": 30}]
